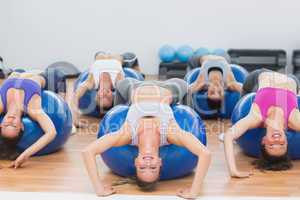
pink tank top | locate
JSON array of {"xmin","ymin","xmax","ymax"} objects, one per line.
[{"xmin": 254, "ymin": 87, "xmax": 298, "ymax": 125}]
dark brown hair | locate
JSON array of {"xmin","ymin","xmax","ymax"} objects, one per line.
[
  {"xmin": 252, "ymin": 144, "xmax": 292, "ymax": 171},
  {"xmin": 0, "ymin": 128, "xmax": 23, "ymax": 160},
  {"xmin": 111, "ymin": 176, "xmax": 159, "ymax": 192},
  {"xmin": 207, "ymin": 98, "xmax": 222, "ymax": 110},
  {"xmin": 136, "ymin": 177, "xmax": 158, "ymax": 191}
]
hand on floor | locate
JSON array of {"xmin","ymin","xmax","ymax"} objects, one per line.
[
  {"xmin": 177, "ymin": 187, "xmax": 197, "ymax": 200},
  {"xmin": 218, "ymin": 132, "xmax": 225, "ymax": 142},
  {"xmin": 231, "ymin": 170, "xmax": 253, "ymax": 178},
  {"xmin": 9, "ymin": 152, "xmax": 29, "ymax": 169},
  {"xmin": 71, "ymin": 125, "xmax": 77, "ymax": 135},
  {"xmin": 96, "ymin": 184, "xmax": 116, "ymax": 197}
]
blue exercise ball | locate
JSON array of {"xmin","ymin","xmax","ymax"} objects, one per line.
[
  {"xmin": 159, "ymin": 45, "xmax": 176, "ymax": 63},
  {"xmin": 211, "ymin": 48, "xmax": 226, "ymax": 56},
  {"xmin": 74, "ymin": 68, "xmax": 144, "ymax": 117},
  {"xmin": 0, "ymin": 91, "xmax": 72, "ymax": 156},
  {"xmin": 232, "ymin": 93, "xmax": 300, "ymax": 159},
  {"xmin": 185, "ymin": 64, "xmax": 248, "ymax": 119},
  {"xmin": 194, "ymin": 47, "xmax": 210, "ymax": 57},
  {"xmin": 98, "ymin": 104, "xmax": 207, "ymax": 180},
  {"xmin": 176, "ymin": 45, "xmax": 194, "ymax": 63}
]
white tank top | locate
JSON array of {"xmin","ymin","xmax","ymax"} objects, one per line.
[
  {"xmin": 201, "ymin": 60, "xmax": 229, "ymax": 88},
  {"xmin": 89, "ymin": 59, "xmax": 124, "ymax": 89},
  {"xmin": 126, "ymin": 102, "xmax": 174, "ymax": 146}
]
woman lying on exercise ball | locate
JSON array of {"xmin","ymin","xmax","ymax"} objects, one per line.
[
  {"xmin": 189, "ymin": 55, "xmax": 242, "ymax": 109},
  {"xmin": 224, "ymin": 71, "xmax": 300, "ymax": 176},
  {"xmin": 0, "ymin": 72, "xmax": 56, "ymax": 167},
  {"xmin": 72, "ymin": 52, "xmax": 125, "ymax": 127},
  {"xmin": 82, "ymin": 78, "xmax": 211, "ymax": 199}
]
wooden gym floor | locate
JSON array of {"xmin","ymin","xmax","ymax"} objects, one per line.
[{"xmin": 0, "ymin": 77, "xmax": 300, "ymax": 197}]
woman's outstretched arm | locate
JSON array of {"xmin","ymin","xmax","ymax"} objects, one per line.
[
  {"xmin": 224, "ymin": 109, "xmax": 261, "ymax": 178},
  {"xmin": 288, "ymin": 109, "xmax": 300, "ymax": 132},
  {"xmin": 10, "ymin": 109, "xmax": 57, "ymax": 168},
  {"xmin": 82, "ymin": 122, "xmax": 131, "ymax": 197},
  {"xmin": 167, "ymin": 121, "xmax": 211, "ymax": 199},
  {"xmin": 226, "ymin": 71, "xmax": 243, "ymax": 93},
  {"xmin": 188, "ymin": 73, "xmax": 206, "ymax": 94},
  {"xmin": 72, "ymin": 74, "xmax": 94, "ymax": 127}
]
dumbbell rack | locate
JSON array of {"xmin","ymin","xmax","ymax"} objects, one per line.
[
  {"xmin": 228, "ymin": 49, "xmax": 286, "ymax": 72},
  {"xmin": 293, "ymin": 50, "xmax": 300, "ymax": 80},
  {"xmin": 159, "ymin": 62, "xmax": 188, "ymax": 80}
]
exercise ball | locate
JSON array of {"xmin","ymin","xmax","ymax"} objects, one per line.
[
  {"xmin": 176, "ymin": 45, "xmax": 194, "ymax": 63},
  {"xmin": 98, "ymin": 104, "xmax": 207, "ymax": 180},
  {"xmin": 159, "ymin": 45, "xmax": 176, "ymax": 63},
  {"xmin": 194, "ymin": 47, "xmax": 210, "ymax": 57},
  {"xmin": 232, "ymin": 93, "xmax": 300, "ymax": 159},
  {"xmin": 0, "ymin": 91, "xmax": 72, "ymax": 156}
]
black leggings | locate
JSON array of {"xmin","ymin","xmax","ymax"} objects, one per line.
[
  {"xmin": 242, "ymin": 69, "xmax": 300, "ymax": 96},
  {"xmin": 40, "ymin": 68, "xmax": 66, "ymax": 93}
]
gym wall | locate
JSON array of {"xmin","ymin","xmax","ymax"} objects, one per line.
[{"xmin": 0, "ymin": 0, "xmax": 300, "ymax": 74}]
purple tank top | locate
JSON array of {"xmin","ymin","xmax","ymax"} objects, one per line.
[{"xmin": 0, "ymin": 78, "xmax": 41, "ymax": 112}]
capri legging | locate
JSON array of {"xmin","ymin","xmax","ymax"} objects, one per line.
[
  {"xmin": 114, "ymin": 78, "xmax": 189, "ymax": 106},
  {"xmin": 40, "ymin": 67, "xmax": 66, "ymax": 93}
]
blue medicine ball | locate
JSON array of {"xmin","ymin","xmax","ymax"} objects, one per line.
[
  {"xmin": 232, "ymin": 93, "xmax": 300, "ymax": 159},
  {"xmin": 194, "ymin": 47, "xmax": 210, "ymax": 57},
  {"xmin": 176, "ymin": 45, "xmax": 194, "ymax": 63},
  {"xmin": 159, "ymin": 45, "xmax": 176, "ymax": 63},
  {"xmin": 211, "ymin": 48, "xmax": 231, "ymax": 62},
  {"xmin": 0, "ymin": 91, "xmax": 72, "ymax": 156},
  {"xmin": 211, "ymin": 48, "xmax": 226, "ymax": 56},
  {"xmin": 98, "ymin": 104, "xmax": 207, "ymax": 180}
]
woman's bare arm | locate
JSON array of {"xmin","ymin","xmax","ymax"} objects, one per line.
[
  {"xmin": 72, "ymin": 74, "xmax": 94, "ymax": 127},
  {"xmin": 224, "ymin": 107, "xmax": 261, "ymax": 178},
  {"xmin": 288, "ymin": 109, "xmax": 300, "ymax": 132},
  {"xmin": 82, "ymin": 122, "xmax": 131, "ymax": 196},
  {"xmin": 226, "ymin": 71, "xmax": 243, "ymax": 93},
  {"xmin": 189, "ymin": 73, "xmax": 206, "ymax": 93},
  {"xmin": 115, "ymin": 71, "xmax": 125, "ymax": 86},
  {"xmin": 11, "ymin": 110, "xmax": 57, "ymax": 168},
  {"xmin": 227, "ymin": 81, "xmax": 243, "ymax": 93},
  {"xmin": 0, "ymin": 96, "xmax": 3, "ymax": 114},
  {"xmin": 167, "ymin": 121, "xmax": 211, "ymax": 199}
]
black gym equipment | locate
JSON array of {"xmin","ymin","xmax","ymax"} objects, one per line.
[
  {"xmin": 0, "ymin": 57, "xmax": 13, "ymax": 79},
  {"xmin": 292, "ymin": 50, "xmax": 300, "ymax": 80},
  {"xmin": 47, "ymin": 61, "xmax": 81, "ymax": 78},
  {"xmin": 293, "ymin": 50, "xmax": 300, "ymax": 68},
  {"xmin": 228, "ymin": 49, "xmax": 286, "ymax": 72},
  {"xmin": 14, "ymin": 68, "xmax": 26, "ymax": 73},
  {"xmin": 159, "ymin": 62, "xmax": 188, "ymax": 80}
]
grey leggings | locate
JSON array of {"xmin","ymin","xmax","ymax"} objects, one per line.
[{"xmin": 114, "ymin": 78, "xmax": 189, "ymax": 106}]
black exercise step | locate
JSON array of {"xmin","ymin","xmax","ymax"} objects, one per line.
[
  {"xmin": 228, "ymin": 49, "xmax": 286, "ymax": 72},
  {"xmin": 293, "ymin": 50, "xmax": 300, "ymax": 68},
  {"xmin": 159, "ymin": 62, "xmax": 188, "ymax": 80}
]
